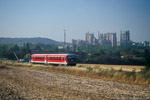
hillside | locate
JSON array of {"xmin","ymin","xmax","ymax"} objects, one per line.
[{"xmin": 0, "ymin": 37, "xmax": 65, "ymax": 46}]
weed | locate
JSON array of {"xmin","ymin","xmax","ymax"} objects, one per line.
[
  {"xmin": 118, "ymin": 68, "xmax": 122, "ymax": 72},
  {"xmin": 77, "ymin": 65, "xmax": 84, "ymax": 68},
  {"xmin": 1, "ymin": 60, "xmax": 150, "ymax": 85},
  {"xmin": 86, "ymin": 66, "xmax": 93, "ymax": 72},
  {"xmin": 132, "ymin": 68, "xmax": 136, "ymax": 73}
]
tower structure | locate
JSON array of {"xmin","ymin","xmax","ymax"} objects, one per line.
[
  {"xmin": 85, "ymin": 32, "xmax": 95, "ymax": 45},
  {"xmin": 64, "ymin": 30, "xmax": 66, "ymax": 47},
  {"xmin": 120, "ymin": 30, "xmax": 130, "ymax": 45}
]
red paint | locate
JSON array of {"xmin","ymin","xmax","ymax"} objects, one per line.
[{"xmin": 31, "ymin": 54, "xmax": 76, "ymax": 66}]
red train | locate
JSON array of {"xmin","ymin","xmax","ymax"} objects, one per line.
[{"xmin": 30, "ymin": 54, "xmax": 76, "ymax": 66}]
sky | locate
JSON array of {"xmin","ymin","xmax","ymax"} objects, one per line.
[{"xmin": 0, "ymin": 0, "xmax": 150, "ymax": 42}]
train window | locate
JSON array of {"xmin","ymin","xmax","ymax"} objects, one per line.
[{"xmin": 63, "ymin": 57, "xmax": 64, "ymax": 61}]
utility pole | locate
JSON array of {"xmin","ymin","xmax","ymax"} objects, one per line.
[
  {"xmin": 64, "ymin": 30, "xmax": 66, "ymax": 46},
  {"xmin": 64, "ymin": 30, "xmax": 66, "ymax": 52},
  {"xmin": 21, "ymin": 40, "xmax": 22, "ymax": 61},
  {"xmin": 98, "ymin": 31, "xmax": 100, "ymax": 39}
]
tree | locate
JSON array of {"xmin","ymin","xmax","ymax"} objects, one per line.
[
  {"xmin": 144, "ymin": 49, "xmax": 150, "ymax": 68},
  {"xmin": 26, "ymin": 43, "xmax": 31, "ymax": 54},
  {"xmin": 24, "ymin": 53, "xmax": 31, "ymax": 59},
  {"xmin": 32, "ymin": 44, "xmax": 42, "ymax": 53}
]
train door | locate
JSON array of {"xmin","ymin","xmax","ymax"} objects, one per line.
[{"xmin": 45, "ymin": 55, "xmax": 47, "ymax": 64}]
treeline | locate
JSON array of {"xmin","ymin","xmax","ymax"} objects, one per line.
[
  {"xmin": 75, "ymin": 45, "xmax": 150, "ymax": 66},
  {"xmin": 0, "ymin": 43, "xmax": 150, "ymax": 66},
  {"xmin": 0, "ymin": 43, "xmax": 58, "ymax": 60}
]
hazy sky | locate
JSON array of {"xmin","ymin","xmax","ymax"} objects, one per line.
[{"xmin": 0, "ymin": 0, "xmax": 150, "ymax": 42}]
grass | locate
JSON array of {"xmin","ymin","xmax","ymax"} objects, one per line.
[
  {"xmin": 77, "ymin": 64, "xmax": 145, "ymax": 72},
  {"xmin": 1, "ymin": 60, "xmax": 150, "ymax": 85}
]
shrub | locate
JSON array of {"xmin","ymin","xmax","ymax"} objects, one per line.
[{"xmin": 0, "ymin": 64, "xmax": 6, "ymax": 69}]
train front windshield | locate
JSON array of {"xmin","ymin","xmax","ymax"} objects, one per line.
[{"xmin": 67, "ymin": 55, "xmax": 76, "ymax": 63}]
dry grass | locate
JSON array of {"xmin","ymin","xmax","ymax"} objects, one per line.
[
  {"xmin": 77, "ymin": 64, "xmax": 145, "ymax": 72},
  {"xmin": 1, "ymin": 65, "xmax": 149, "ymax": 100},
  {"xmin": 1, "ymin": 60, "xmax": 150, "ymax": 85}
]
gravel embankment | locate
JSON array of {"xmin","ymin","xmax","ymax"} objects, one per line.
[{"xmin": 0, "ymin": 66, "xmax": 150, "ymax": 100}]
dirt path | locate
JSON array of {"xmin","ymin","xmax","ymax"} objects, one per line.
[{"xmin": 0, "ymin": 66, "xmax": 150, "ymax": 100}]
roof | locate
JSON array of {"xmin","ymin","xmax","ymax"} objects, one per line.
[{"xmin": 31, "ymin": 54, "xmax": 76, "ymax": 56}]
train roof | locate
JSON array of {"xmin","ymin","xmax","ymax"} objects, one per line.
[{"xmin": 31, "ymin": 53, "xmax": 76, "ymax": 56}]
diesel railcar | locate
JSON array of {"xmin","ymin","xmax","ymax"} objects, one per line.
[{"xmin": 30, "ymin": 54, "xmax": 76, "ymax": 66}]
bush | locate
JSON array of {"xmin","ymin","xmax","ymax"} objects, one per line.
[{"xmin": 0, "ymin": 64, "xmax": 6, "ymax": 69}]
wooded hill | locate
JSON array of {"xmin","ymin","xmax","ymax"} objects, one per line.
[{"xmin": 0, "ymin": 37, "xmax": 65, "ymax": 46}]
